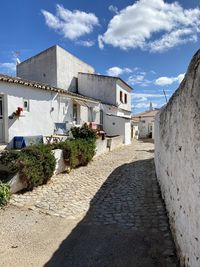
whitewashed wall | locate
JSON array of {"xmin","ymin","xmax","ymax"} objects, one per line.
[
  {"xmin": 17, "ymin": 46, "xmax": 58, "ymax": 88},
  {"xmin": 103, "ymin": 114, "xmax": 131, "ymax": 145},
  {"xmin": 116, "ymin": 82, "xmax": 131, "ymax": 112},
  {"xmin": 56, "ymin": 46, "xmax": 94, "ymax": 92},
  {"xmin": 0, "ymin": 82, "xmax": 98, "ymax": 145},
  {"xmin": 17, "ymin": 45, "xmax": 94, "ymax": 93},
  {"xmin": 79, "ymin": 103, "xmax": 100, "ymax": 125},
  {"xmin": 78, "ymin": 73, "xmax": 117, "ymax": 105},
  {"xmin": 154, "ymin": 50, "xmax": 200, "ymax": 267},
  {"xmin": 138, "ymin": 117, "xmax": 155, "ymax": 139},
  {"xmin": 78, "ymin": 73, "xmax": 132, "ymax": 111}
]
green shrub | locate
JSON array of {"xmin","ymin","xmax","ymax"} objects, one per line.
[
  {"xmin": 0, "ymin": 136, "xmax": 95, "ymax": 191},
  {"xmin": 54, "ymin": 139, "xmax": 96, "ymax": 168},
  {"xmin": 71, "ymin": 123, "xmax": 96, "ymax": 140},
  {"xmin": 0, "ymin": 150, "xmax": 20, "ymax": 174},
  {"xmin": 0, "ymin": 182, "xmax": 10, "ymax": 207},
  {"xmin": 75, "ymin": 139, "xmax": 96, "ymax": 166},
  {"xmin": 0, "ymin": 144, "xmax": 56, "ymax": 190},
  {"xmin": 19, "ymin": 145, "xmax": 56, "ymax": 189},
  {"xmin": 56, "ymin": 140, "xmax": 79, "ymax": 168}
]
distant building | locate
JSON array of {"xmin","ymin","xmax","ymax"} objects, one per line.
[{"xmin": 132, "ymin": 109, "xmax": 159, "ymax": 139}]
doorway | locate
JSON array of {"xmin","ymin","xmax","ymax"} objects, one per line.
[{"xmin": 0, "ymin": 95, "xmax": 4, "ymax": 143}]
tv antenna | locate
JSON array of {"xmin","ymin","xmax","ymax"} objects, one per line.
[
  {"xmin": 163, "ymin": 89, "xmax": 168, "ymax": 103},
  {"xmin": 14, "ymin": 51, "xmax": 21, "ymax": 65}
]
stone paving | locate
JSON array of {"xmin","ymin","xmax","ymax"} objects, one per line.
[
  {"xmin": 10, "ymin": 140, "xmax": 154, "ymax": 219},
  {"xmin": 9, "ymin": 140, "xmax": 179, "ymax": 266}
]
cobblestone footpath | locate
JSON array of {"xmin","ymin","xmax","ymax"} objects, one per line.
[
  {"xmin": 10, "ymin": 140, "xmax": 155, "ymax": 219},
  {"xmin": 9, "ymin": 140, "xmax": 179, "ymax": 266}
]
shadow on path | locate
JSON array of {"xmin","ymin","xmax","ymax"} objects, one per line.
[
  {"xmin": 44, "ymin": 158, "xmax": 179, "ymax": 267},
  {"xmin": 136, "ymin": 149, "xmax": 155, "ymax": 153}
]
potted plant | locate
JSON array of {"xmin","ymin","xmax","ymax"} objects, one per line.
[{"xmin": 15, "ymin": 107, "xmax": 23, "ymax": 116}]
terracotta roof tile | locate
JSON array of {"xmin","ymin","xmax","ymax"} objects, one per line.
[{"xmin": 0, "ymin": 73, "xmax": 99, "ymax": 103}]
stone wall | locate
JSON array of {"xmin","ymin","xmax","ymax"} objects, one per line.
[
  {"xmin": 94, "ymin": 136, "xmax": 124, "ymax": 157},
  {"xmin": 154, "ymin": 50, "xmax": 200, "ymax": 267}
]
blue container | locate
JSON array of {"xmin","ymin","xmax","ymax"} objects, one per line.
[{"xmin": 14, "ymin": 136, "xmax": 26, "ymax": 149}]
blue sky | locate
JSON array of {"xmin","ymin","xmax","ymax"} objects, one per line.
[{"xmin": 0, "ymin": 0, "xmax": 200, "ymax": 114}]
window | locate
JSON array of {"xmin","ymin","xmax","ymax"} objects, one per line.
[
  {"xmin": 120, "ymin": 91, "xmax": 123, "ymax": 102},
  {"xmin": 73, "ymin": 103, "xmax": 78, "ymax": 123},
  {"xmin": 124, "ymin": 94, "xmax": 127, "ymax": 104},
  {"xmin": 88, "ymin": 107, "xmax": 94, "ymax": 122},
  {"xmin": 100, "ymin": 110, "xmax": 103, "ymax": 127},
  {"xmin": 0, "ymin": 96, "xmax": 3, "ymax": 119},
  {"xmin": 23, "ymin": 99, "xmax": 29, "ymax": 112}
]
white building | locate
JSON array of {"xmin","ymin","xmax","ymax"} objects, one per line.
[
  {"xmin": 78, "ymin": 73, "xmax": 132, "ymax": 145},
  {"xmin": 0, "ymin": 74, "xmax": 100, "ymax": 147},
  {"xmin": 0, "ymin": 45, "xmax": 132, "ymax": 147},
  {"xmin": 17, "ymin": 45, "xmax": 94, "ymax": 93},
  {"xmin": 132, "ymin": 109, "xmax": 159, "ymax": 139}
]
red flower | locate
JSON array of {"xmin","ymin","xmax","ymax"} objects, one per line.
[{"xmin": 15, "ymin": 107, "xmax": 23, "ymax": 116}]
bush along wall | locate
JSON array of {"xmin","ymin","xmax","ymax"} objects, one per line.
[
  {"xmin": 0, "ymin": 181, "xmax": 10, "ymax": 207},
  {"xmin": 0, "ymin": 127, "xmax": 96, "ymax": 202},
  {"xmin": 55, "ymin": 139, "xmax": 96, "ymax": 169},
  {"xmin": 0, "ymin": 144, "xmax": 56, "ymax": 191},
  {"xmin": 71, "ymin": 123, "xmax": 97, "ymax": 140}
]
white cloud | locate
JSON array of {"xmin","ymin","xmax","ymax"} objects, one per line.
[
  {"xmin": 155, "ymin": 73, "xmax": 185, "ymax": 86},
  {"xmin": 108, "ymin": 5, "xmax": 118, "ymax": 14},
  {"xmin": 106, "ymin": 66, "xmax": 132, "ymax": 76},
  {"xmin": 0, "ymin": 63, "xmax": 16, "ymax": 71},
  {"xmin": 134, "ymin": 102, "xmax": 158, "ymax": 109},
  {"xmin": 133, "ymin": 93, "xmax": 166, "ymax": 99},
  {"xmin": 128, "ymin": 72, "xmax": 151, "ymax": 87},
  {"xmin": 98, "ymin": 0, "xmax": 200, "ymax": 52},
  {"xmin": 149, "ymin": 28, "xmax": 198, "ymax": 52},
  {"xmin": 135, "ymin": 96, "xmax": 148, "ymax": 102},
  {"xmin": 76, "ymin": 40, "xmax": 95, "ymax": 47},
  {"xmin": 177, "ymin": 73, "xmax": 185, "ymax": 83},
  {"xmin": 42, "ymin": 5, "xmax": 99, "ymax": 40}
]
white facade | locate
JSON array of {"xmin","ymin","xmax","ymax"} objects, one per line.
[
  {"xmin": 101, "ymin": 104, "xmax": 131, "ymax": 145},
  {"xmin": 78, "ymin": 73, "xmax": 132, "ymax": 144},
  {"xmin": 154, "ymin": 50, "xmax": 200, "ymax": 267},
  {"xmin": 8, "ymin": 45, "xmax": 133, "ymax": 146},
  {"xmin": 0, "ymin": 80, "xmax": 100, "ymax": 146},
  {"xmin": 78, "ymin": 73, "xmax": 132, "ymax": 112},
  {"xmin": 138, "ymin": 120, "xmax": 152, "ymax": 139},
  {"xmin": 17, "ymin": 45, "xmax": 94, "ymax": 93},
  {"xmin": 132, "ymin": 110, "xmax": 158, "ymax": 139}
]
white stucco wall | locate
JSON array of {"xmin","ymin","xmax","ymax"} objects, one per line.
[
  {"xmin": 101, "ymin": 104, "xmax": 131, "ymax": 118},
  {"xmin": 138, "ymin": 117, "xmax": 155, "ymax": 139},
  {"xmin": 154, "ymin": 50, "xmax": 200, "ymax": 267},
  {"xmin": 78, "ymin": 73, "xmax": 132, "ymax": 112},
  {"xmin": 138, "ymin": 121, "xmax": 149, "ymax": 138},
  {"xmin": 78, "ymin": 73, "xmax": 117, "ymax": 106},
  {"xmin": 116, "ymin": 82, "xmax": 131, "ymax": 112},
  {"xmin": 56, "ymin": 46, "xmax": 94, "ymax": 92},
  {"xmin": 0, "ymin": 82, "xmax": 99, "ymax": 146},
  {"xmin": 103, "ymin": 114, "xmax": 131, "ymax": 145},
  {"xmin": 79, "ymin": 103, "xmax": 100, "ymax": 125},
  {"xmin": 17, "ymin": 45, "xmax": 94, "ymax": 92},
  {"xmin": 132, "ymin": 125, "xmax": 139, "ymax": 139},
  {"xmin": 17, "ymin": 46, "xmax": 57, "ymax": 87}
]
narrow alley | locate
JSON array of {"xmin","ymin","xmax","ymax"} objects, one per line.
[{"xmin": 0, "ymin": 140, "xmax": 179, "ymax": 267}]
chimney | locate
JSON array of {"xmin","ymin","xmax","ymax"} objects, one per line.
[{"xmin": 149, "ymin": 102, "xmax": 153, "ymax": 111}]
